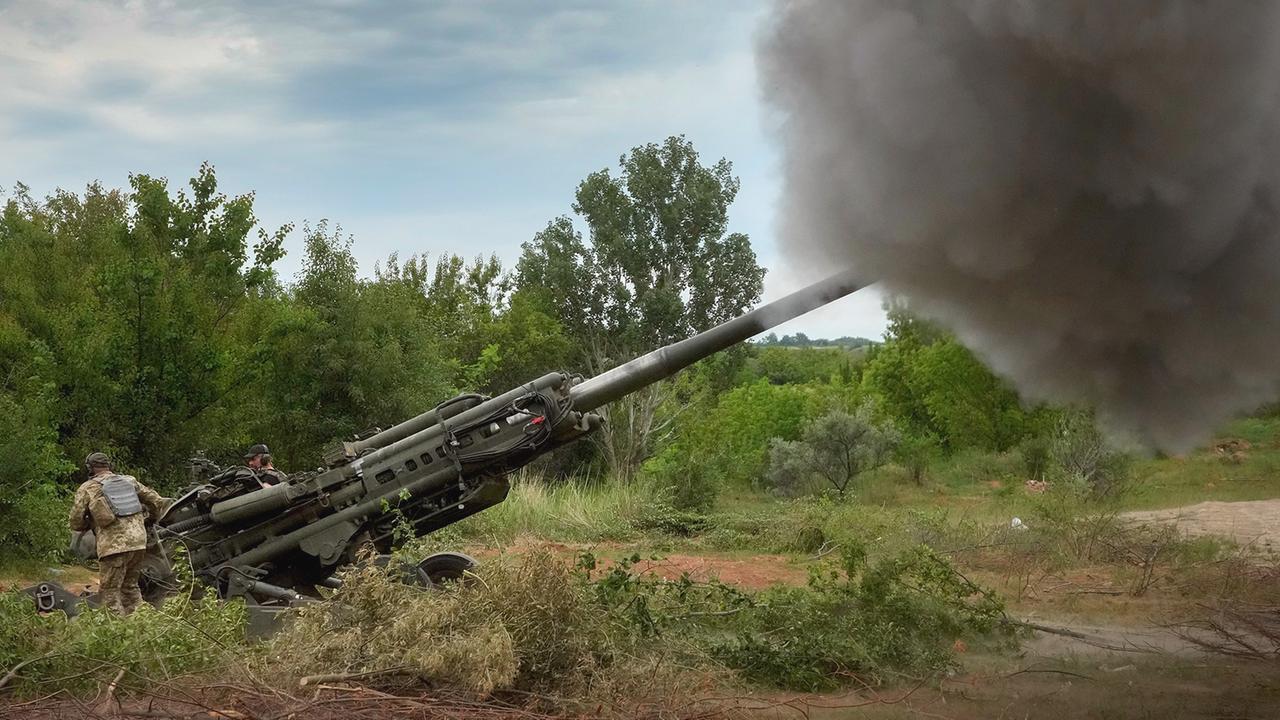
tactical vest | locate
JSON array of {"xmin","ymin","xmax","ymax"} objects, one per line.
[{"xmin": 99, "ymin": 474, "xmax": 143, "ymax": 517}]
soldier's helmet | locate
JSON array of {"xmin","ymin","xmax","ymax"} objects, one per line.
[
  {"xmin": 84, "ymin": 452, "xmax": 112, "ymax": 469},
  {"xmin": 244, "ymin": 444, "xmax": 270, "ymax": 459}
]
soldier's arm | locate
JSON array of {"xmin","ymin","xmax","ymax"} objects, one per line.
[
  {"xmin": 68, "ymin": 487, "xmax": 91, "ymax": 531},
  {"xmin": 136, "ymin": 482, "xmax": 169, "ymax": 519}
]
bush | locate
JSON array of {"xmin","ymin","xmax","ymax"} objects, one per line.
[
  {"xmin": 767, "ymin": 404, "xmax": 900, "ymax": 497},
  {"xmin": 0, "ymin": 483, "xmax": 72, "ymax": 563},
  {"xmin": 581, "ymin": 544, "xmax": 1007, "ymax": 692},
  {"xmin": 645, "ymin": 380, "xmax": 814, "ymax": 496},
  {"xmin": 666, "ymin": 460, "xmax": 719, "ymax": 513},
  {"xmin": 710, "ymin": 545, "xmax": 1006, "ymax": 690},
  {"xmin": 896, "ymin": 435, "xmax": 939, "ymax": 486},
  {"xmin": 1019, "ymin": 436, "xmax": 1052, "ymax": 482},
  {"xmin": 0, "ymin": 331, "xmax": 75, "ymax": 560},
  {"xmin": 1050, "ymin": 411, "xmax": 1132, "ymax": 498},
  {"xmin": 270, "ymin": 550, "xmax": 623, "ymax": 696},
  {"xmin": 0, "ymin": 583, "xmax": 247, "ymax": 696}
]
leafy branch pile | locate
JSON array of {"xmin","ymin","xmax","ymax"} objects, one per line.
[
  {"xmin": 270, "ymin": 544, "xmax": 1008, "ymax": 700},
  {"xmin": 586, "ymin": 545, "xmax": 1007, "ymax": 692},
  {"xmin": 0, "ymin": 586, "xmax": 246, "ymax": 696}
]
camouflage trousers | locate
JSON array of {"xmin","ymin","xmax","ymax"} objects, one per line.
[{"xmin": 98, "ymin": 549, "xmax": 146, "ymax": 615}]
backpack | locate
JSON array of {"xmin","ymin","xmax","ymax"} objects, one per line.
[{"xmin": 100, "ymin": 474, "xmax": 143, "ymax": 517}]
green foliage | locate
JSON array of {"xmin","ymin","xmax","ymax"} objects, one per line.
[
  {"xmin": 0, "ymin": 584, "xmax": 247, "ymax": 696},
  {"xmin": 445, "ymin": 474, "xmax": 656, "ymax": 544},
  {"xmin": 1019, "ymin": 436, "xmax": 1052, "ymax": 482},
  {"xmin": 0, "ymin": 168, "xmax": 289, "ymax": 485},
  {"xmin": 861, "ymin": 305, "xmax": 1039, "ymax": 453},
  {"xmin": 1050, "ymin": 409, "xmax": 1132, "ymax": 498},
  {"xmin": 517, "ymin": 135, "xmax": 765, "ymax": 481},
  {"xmin": 584, "ymin": 545, "xmax": 1006, "ymax": 692},
  {"xmin": 665, "ymin": 460, "xmax": 720, "ymax": 513},
  {"xmin": 895, "ymin": 434, "xmax": 940, "ymax": 486},
  {"xmin": 744, "ymin": 346, "xmax": 864, "ymax": 386},
  {"xmin": 245, "ymin": 226, "xmax": 462, "ymax": 466},
  {"xmin": 0, "ymin": 322, "xmax": 73, "ymax": 559},
  {"xmin": 646, "ymin": 380, "xmax": 814, "ymax": 499},
  {"xmin": 713, "ymin": 545, "xmax": 1005, "ymax": 690},
  {"xmin": 767, "ymin": 404, "xmax": 900, "ymax": 497},
  {"xmin": 0, "ymin": 165, "xmax": 577, "ymax": 533},
  {"xmin": 931, "ymin": 448, "xmax": 1021, "ymax": 490}
]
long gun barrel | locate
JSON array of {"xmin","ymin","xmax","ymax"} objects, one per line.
[
  {"xmin": 571, "ymin": 268, "xmax": 862, "ymax": 411},
  {"xmin": 333, "ymin": 268, "xmax": 862, "ymax": 459}
]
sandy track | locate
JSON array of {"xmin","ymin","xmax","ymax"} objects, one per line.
[{"xmin": 1123, "ymin": 498, "xmax": 1280, "ymax": 550}]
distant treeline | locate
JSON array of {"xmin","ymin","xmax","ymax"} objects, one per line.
[{"xmin": 755, "ymin": 332, "xmax": 876, "ymax": 349}]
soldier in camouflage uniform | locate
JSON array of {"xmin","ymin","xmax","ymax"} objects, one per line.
[
  {"xmin": 245, "ymin": 443, "xmax": 287, "ymax": 486},
  {"xmin": 68, "ymin": 453, "xmax": 168, "ymax": 615}
]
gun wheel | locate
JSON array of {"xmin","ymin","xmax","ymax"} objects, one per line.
[{"xmin": 416, "ymin": 551, "xmax": 478, "ymax": 586}]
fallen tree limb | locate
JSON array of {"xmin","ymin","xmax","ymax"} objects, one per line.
[
  {"xmin": 1004, "ymin": 619, "xmax": 1160, "ymax": 654},
  {"xmin": 0, "ymin": 652, "xmax": 59, "ymax": 692},
  {"xmin": 298, "ymin": 667, "xmax": 414, "ymax": 687},
  {"xmin": 96, "ymin": 668, "xmax": 127, "ymax": 716}
]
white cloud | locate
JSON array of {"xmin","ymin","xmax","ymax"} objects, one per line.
[{"xmin": 0, "ymin": 0, "xmax": 887, "ymax": 340}]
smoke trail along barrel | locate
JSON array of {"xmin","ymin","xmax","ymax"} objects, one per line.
[{"xmin": 570, "ymin": 267, "xmax": 862, "ymax": 412}]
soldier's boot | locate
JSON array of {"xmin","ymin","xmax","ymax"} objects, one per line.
[
  {"xmin": 97, "ymin": 553, "xmax": 128, "ymax": 614},
  {"xmin": 119, "ymin": 549, "xmax": 147, "ymax": 615}
]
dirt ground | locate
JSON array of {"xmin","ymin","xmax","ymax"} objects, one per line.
[
  {"xmin": 477, "ymin": 539, "xmax": 811, "ymax": 590},
  {"xmin": 7, "ymin": 501, "xmax": 1280, "ymax": 719},
  {"xmin": 741, "ymin": 656, "xmax": 1280, "ymax": 720},
  {"xmin": 1123, "ymin": 498, "xmax": 1280, "ymax": 551}
]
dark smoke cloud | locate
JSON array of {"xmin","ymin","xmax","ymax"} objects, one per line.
[{"xmin": 759, "ymin": 1, "xmax": 1280, "ymax": 450}]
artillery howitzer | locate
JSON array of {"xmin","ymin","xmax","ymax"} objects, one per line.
[{"xmin": 27, "ymin": 270, "xmax": 861, "ymax": 623}]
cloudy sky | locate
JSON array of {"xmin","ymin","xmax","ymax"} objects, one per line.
[{"xmin": 0, "ymin": 0, "xmax": 887, "ymax": 340}]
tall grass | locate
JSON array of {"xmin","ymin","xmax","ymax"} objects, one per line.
[{"xmin": 452, "ymin": 470, "xmax": 661, "ymax": 544}]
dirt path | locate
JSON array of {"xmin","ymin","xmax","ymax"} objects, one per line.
[{"xmin": 1123, "ymin": 498, "xmax": 1280, "ymax": 550}]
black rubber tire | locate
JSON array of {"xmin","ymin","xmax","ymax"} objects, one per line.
[{"xmin": 416, "ymin": 552, "xmax": 478, "ymax": 585}]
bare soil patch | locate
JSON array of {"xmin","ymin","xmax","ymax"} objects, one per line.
[
  {"xmin": 1123, "ymin": 498, "xmax": 1280, "ymax": 550},
  {"xmin": 476, "ymin": 539, "xmax": 809, "ymax": 590}
]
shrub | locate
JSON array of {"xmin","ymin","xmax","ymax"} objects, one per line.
[
  {"xmin": 666, "ymin": 460, "xmax": 719, "ymax": 513},
  {"xmin": 1019, "ymin": 436, "xmax": 1052, "ymax": 481},
  {"xmin": 1050, "ymin": 410, "xmax": 1132, "ymax": 498},
  {"xmin": 0, "ymin": 483, "xmax": 71, "ymax": 563},
  {"xmin": 645, "ymin": 380, "xmax": 814, "ymax": 495},
  {"xmin": 711, "ymin": 545, "xmax": 1006, "ymax": 690},
  {"xmin": 0, "ymin": 581, "xmax": 247, "ymax": 696},
  {"xmin": 270, "ymin": 550, "xmax": 623, "ymax": 696},
  {"xmin": 767, "ymin": 404, "xmax": 900, "ymax": 497},
  {"xmin": 896, "ymin": 434, "xmax": 939, "ymax": 486}
]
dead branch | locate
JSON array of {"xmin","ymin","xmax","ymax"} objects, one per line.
[
  {"xmin": 0, "ymin": 652, "xmax": 63, "ymax": 692},
  {"xmin": 298, "ymin": 668, "xmax": 415, "ymax": 687},
  {"xmin": 95, "ymin": 668, "xmax": 127, "ymax": 717},
  {"xmin": 1005, "ymin": 619, "xmax": 1160, "ymax": 654}
]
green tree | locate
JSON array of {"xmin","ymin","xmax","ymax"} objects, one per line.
[
  {"xmin": 0, "ymin": 166, "xmax": 288, "ymax": 484},
  {"xmin": 747, "ymin": 346, "xmax": 863, "ymax": 386},
  {"xmin": 517, "ymin": 136, "xmax": 765, "ymax": 481},
  {"xmin": 245, "ymin": 225, "xmax": 455, "ymax": 467},
  {"xmin": 767, "ymin": 405, "xmax": 900, "ymax": 497},
  {"xmin": 465, "ymin": 290, "xmax": 573, "ymax": 394},
  {"xmin": 862, "ymin": 304, "xmax": 1037, "ymax": 453},
  {"xmin": 644, "ymin": 380, "xmax": 814, "ymax": 506},
  {"xmin": 0, "ymin": 320, "xmax": 75, "ymax": 558}
]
